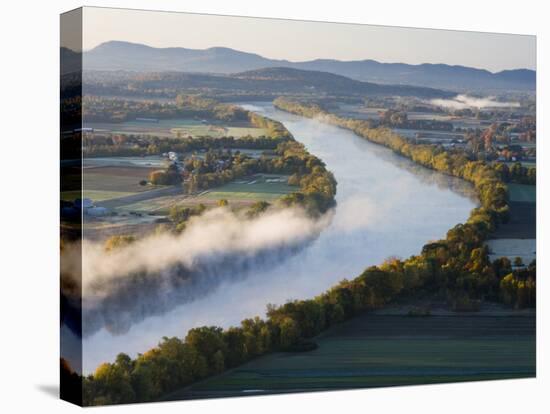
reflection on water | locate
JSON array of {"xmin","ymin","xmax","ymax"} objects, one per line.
[{"xmin": 82, "ymin": 103, "xmax": 477, "ymax": 373}]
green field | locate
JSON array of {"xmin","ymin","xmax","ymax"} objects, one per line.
[
  {"xmin": 88, "ymin": 119, "xmax": 267, "ymax": 139},
  {"xmin": 197, "ymin": 174, "xmax": 295, "ymax": 202},
  {"xmin": 508, "ymin": 183, "xmax": 536, "ymax": 203},
  {"xmin": 170, "ymin": 125, "xmax": 266, "ymax": 139},
  {"xmin": 111, "ymin": 175, "xmax": 295, "ymax": 213},
  {"xmin": 115, "ymin": 194, "xmax": 188, "ymax": 213},
  {"xmin": 166, "ymin": 314, "xmax": 535, "ymax": 400}
]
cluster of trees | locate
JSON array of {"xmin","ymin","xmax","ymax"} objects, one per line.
[
  {"xmin": 165, "ymin": 204, "xmax": 207, "ymax": 233},
  {"xmin": 181, "ymin": 140, "xmax": 336, "ymax": 216},
  {"xmin": 83, "ymin": 96, "xmax": 293, "ymax": 158},
  {"xmin": 83, "ymin": 95, "xmax": 245, "ymax": 123},
  {"xmin": 379, "ymin": 109, "xmax": 453, "ymax": 131},
  {"xmin": 500, "ymin": 260, "xmax": 536, "ymax": 308},
  {"xmin": 84, "ymin": 95, "xmax": 292, "ymax": 142},
  {"xmin": 493, "ymin": 162, "xmax": 536, "ymax": 185},
  {"xmin": 84, "ymin": 134, "xmax": 289, "ymax": 158},
  {"xmin": 275, "ymin": 141, "xmax": 337, "ymax": 215},
  {"xmin": 104, "ymin": 235, "xmax": 136, "ymax": 252},
  {"xmin": 81, "ymin": 316, "xmax": 299, "ymax": 405},
  {"xmin": 149, "ymin": 164, "xmax": 182, "ymax": 186}
]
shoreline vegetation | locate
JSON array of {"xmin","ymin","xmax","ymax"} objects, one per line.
[
  {"xmin": 70, "ymin": 97, "xmax": 535, "ymax": 405},
  {"xmin": 80, "ymin": 95, "xmax": 336, "ymax": 217}
]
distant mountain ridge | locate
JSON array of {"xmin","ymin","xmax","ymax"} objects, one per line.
[{"xmin": 82, "ymin": 41, "xmax": 535, "ymax": 92}]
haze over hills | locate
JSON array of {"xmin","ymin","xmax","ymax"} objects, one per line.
[
  {"xmin": 83, "ymin": 41, "xmax": 535, "ymax": 92},
  {"xmin": 82, "ymin": 66, "xmax": 453, "ymax": 99}
]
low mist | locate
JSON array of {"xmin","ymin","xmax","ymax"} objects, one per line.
[
  {"xmin": 429, "ymin": 94, "xmax": 520, "ymax": 110},
  {"xmin": 62, "ymin": 207, "xmax": 332, "ymax": 336}
]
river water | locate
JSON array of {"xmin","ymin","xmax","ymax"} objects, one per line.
[{"xmin": 81, "ymin": 103, "xmax": 477, "ymax": 373}]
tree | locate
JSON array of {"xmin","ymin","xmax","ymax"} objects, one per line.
[
  {"xmin": 185, "ymin": 327, "xmax": 227, "ymax": 374},
  {"xmin": 246, "ymin": 201, "xmax": 270, "ymax": 218},
  {"xmin": 92, "ymin": 362, "xmax": 135, "ymax": 404},
  {"xmin": 104, "ymin": 235, "xmax": 136, "ymax": 252},
  {"xmin": 278, "ymin": 317, "xmax": 300, "ymax": 349}
]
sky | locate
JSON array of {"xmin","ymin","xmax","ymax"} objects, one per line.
[{"xmin": 75, "ymin": 7, "xmax": 535, "ymax": 73}]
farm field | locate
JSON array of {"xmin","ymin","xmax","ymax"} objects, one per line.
[
  {"xmin": 81, "ymin": 166, "xmax": 165, "ymax": 203},
  {"xmin": 486, "ymin": 238, "xmax": 536, "ymax": 264},
  {"xmin": 333, "ymin": 105, "xmax": 384, "ymax": 121},
  {"xmin": 196, "ymin": 174, "xmax": 295, "ymax": 202},
  {"xmin": 490, "ymin": 183, "xmax": 536, "ymax": 239},
  {"xmin": 507, "ymin": 183, "xmax": 536, "ymax": 203},
  {"xmin": 83, "ymin": 156, "xmax": 166, "ymax": 169},
  {"xmin": 391, "ymin": 128, "xmax": 465, "ymax": 141},
  {"xmin": 86, "ymin": 119, "xmax": 267, "ymax": 139},
  {"xmin": 82, "ymin": 214, "xmax": 162, "ymax": 241},
  {"xmin": 61, "ymin": 164, "xmax": 170, "ymax": 204},
  {"xmin": 167, "ymin": 314, "xmax": 535, "ymax": 400},
  {"xmin": 112, "ymin": 174, "xmax": 295, "ymax": 213},
  {"xmin": 490, "ymin": 201, "xmax": 536, "ymax": 239},
  {"xmin": 115, "ymin": 194, "xmax": 189, "ymax": 214}
]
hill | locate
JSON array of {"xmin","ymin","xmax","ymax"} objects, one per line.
[
  {"xmin": 83, "ymin": 66, "xmax": 453, "ymax": 99},
  {"xmin": 83, "ymin": 41, "xmax": 535, "ymax": 92}
]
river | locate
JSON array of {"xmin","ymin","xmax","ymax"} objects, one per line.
[{"xmin": 81, "ymin": 103, "xmax": 477, "ymax": 374}]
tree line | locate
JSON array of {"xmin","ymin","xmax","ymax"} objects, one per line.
[
  {"xmin": 82, "ymin": 95, "xmax": 292, "ymax": 158},
  {"xmin": 493, "ymin": 161, "xmax": 536, "ymax": 185}
]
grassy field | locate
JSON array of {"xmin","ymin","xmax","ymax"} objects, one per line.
[
  {"xmin": 111, "ymin": 174, "xmax": 295, "ymax": 213},
  {"xmin": 171, "ymin": 125, "xmax": 266, "ymax": 139},
  {"xmin": 166, "ymin": 314, "xmax": 535, "ymax": 400},
  {"xmin": 74, "ymin": 166, "xmax": 166, "ymax": 203},
  {"xmin": 198, "ymin": 174, "xmax": 297, "ymax": 201},
  {"xmin": 196, "ymin": 174, "xmax": 295, "ymax": 202},
  {"xmin": 83, "ymin": 156, "xmax": 166, "ymax": 169},
  {"xmin": 508, "ymin": 184, "xmax": 536, "ymax": 203},
  {"xmin": 88, "ymin": 119, "xmax": 267, "ymax": 139},
  {"xmin": 62, "ymin": 166, "xmax": 167, "ymax": 204},
  {"xmin": 115, "ymin": 195, "xmax": 187, "ymax": 213}
]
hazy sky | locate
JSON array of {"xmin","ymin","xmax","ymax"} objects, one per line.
[{"xmin": 79, "ymin": 7, "xmax": 536, "ymax": 72}]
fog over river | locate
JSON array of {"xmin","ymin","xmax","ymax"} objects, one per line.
[{"xmin": 81, "ymin": 103, "xmax": 477, "ymax": 373}]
